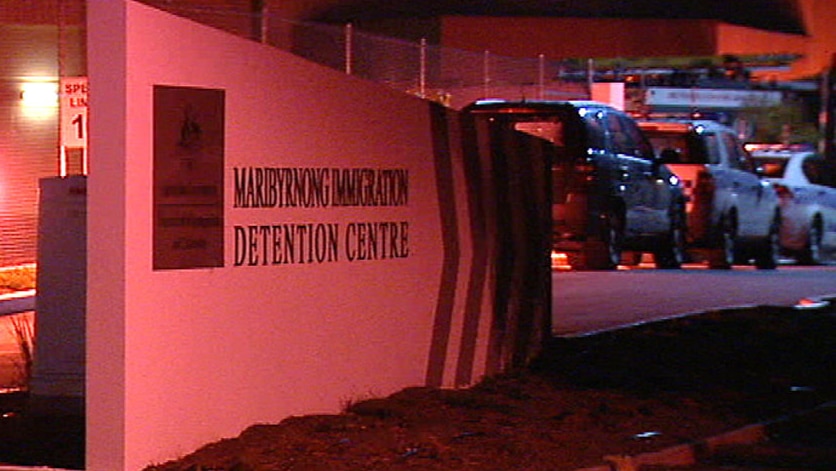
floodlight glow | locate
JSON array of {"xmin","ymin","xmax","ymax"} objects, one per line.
[{"xmin": 20, "ymin": 82, "xmax": 58, "ymax": 107}]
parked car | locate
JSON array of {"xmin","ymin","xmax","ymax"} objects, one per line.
[
  {"xmin": 748, "ymin": 144, "xmax": 836, "ymax": 264},
  {"xmin": 637, "ymin": 119, "xmax": 781, "ymax": 269},
  {"xmin": 466, "ymin": 100, "xmax": 688, "ymax": 270}
]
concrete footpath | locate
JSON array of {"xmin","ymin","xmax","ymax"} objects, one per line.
[{"xmin": 570, "ymin": 296, "xmax": 836, "ymax": 471}]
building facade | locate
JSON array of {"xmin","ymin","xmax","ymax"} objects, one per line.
[{"xmin": 0, "ymin": 1, "xmax": 85, "ymax": 267}]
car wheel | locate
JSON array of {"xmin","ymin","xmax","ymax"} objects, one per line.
[
  {"xmin": 755, "ymin": 216, "xmax": 780, "ymax": 270},
  {"xmin": 603, "ymin": 210, "xmax": 624, "ymax": 269},
  {"xmin": 583, "ymin": 210, "xmax": 623, "ymax": 270},
  {"xmin": 654, "ymin": 211, "xmax": 685, "ymax": 269},
  {"xmin": 708, "ymin": 217, "xmax": 735, "ymax": 269},
  {"xmin": 799, "ymin": 219, "xmax": 823, "ymax": 265}
]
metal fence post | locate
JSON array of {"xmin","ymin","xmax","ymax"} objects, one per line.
[
  {"xmin": 251, "ymin": 0, "xmax": 267, "ymax": 43},
  {"xmin": 260, "ymin": 5, "xmax": 268, "ymax": 43},
  {"xmin": 483, "ymin": 50, "xmax": 491, "ymax": 99},
  {"xmin": 345, "ymin": 23, "xmax": 353, "ymax": 75},
  {"xmin": 419, "ymin": 38, "xmax": 427, "ymax": 98},
  {"xmin": 587, "ymin": 58, "xmax": 594, "ymax": 95}
]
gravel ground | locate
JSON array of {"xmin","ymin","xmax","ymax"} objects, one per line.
[{"xmin": 144, "ymin": 302, "xmax": 836, "ymax": 471}]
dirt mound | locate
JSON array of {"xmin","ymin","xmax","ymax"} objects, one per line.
[{"xmin": 141, "ymin": 303, "xmax": 836, "ymax": 471}]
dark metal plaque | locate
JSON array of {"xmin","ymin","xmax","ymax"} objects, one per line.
[{"xmin": 153, "ymin": 85, "xmax": 225, "ymax": 270}]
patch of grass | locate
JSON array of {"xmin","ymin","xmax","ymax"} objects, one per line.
[
  {"xmin": 339, "ymin": 391, "xmax": 383, "ymax": 415},
  {"xmin": 7, "ymin": 313, "xmax": 34, "ymax": 389}
]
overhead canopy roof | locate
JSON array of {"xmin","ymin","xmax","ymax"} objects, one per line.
[{"xmin": 311, "ymin": 0, "xmax": 805, "ymax": 35}]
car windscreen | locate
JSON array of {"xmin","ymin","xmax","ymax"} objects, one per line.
[
  {"xmin": 514, "ymin": 120, "xmax": 564, "ymax": 145},
  {"xmin": 645, "ymin": 132, "xmax": 709, "ymax": 164},
  {"xmin": 504, "ymin": 112, "xmax": 584, "ymax": 205},
  {"xmin": 508, "ymin": 112, "xmax": 586, "ymax": 159},
  {"xmin": 513, "ymin": 115, "xmax": 572, "ymax": 203}
]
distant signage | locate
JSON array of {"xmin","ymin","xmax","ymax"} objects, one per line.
[
  {"xmin": 60, "ymin": 77, "xmax": 88, "ymax": 149},
  {"xmin": 153, "ymin": 85, "xmax": 225, "ymax": 270},
  {"xmin": 645, "ymin": 87, "xmax": 782, "ymax": 109}
]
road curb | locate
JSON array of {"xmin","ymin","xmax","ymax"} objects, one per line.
[
  {"xmin": 579, "ymin": 401, "xmax": 836, "ymax": 471},
  {"xmin": 568, "ymin": 299, "xmax": 836, "ymax": 471}
]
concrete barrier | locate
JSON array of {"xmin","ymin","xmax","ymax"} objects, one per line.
[{"xmin": 86, "ymin": 2, "xmax": 550, "ymax": 469}]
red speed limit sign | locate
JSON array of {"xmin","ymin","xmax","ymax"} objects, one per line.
[{"xmin": 60, "ymin": 77, "xmax": 89, "ymax": 149}]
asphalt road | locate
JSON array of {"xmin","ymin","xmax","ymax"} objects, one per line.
[{"xmin": 553, "ymin": 263, "xmax": 836, "ymax": 336}]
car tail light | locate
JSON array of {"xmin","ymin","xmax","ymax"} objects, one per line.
[
  {"xmin": 551, "ymin": 251, "xmax": 571, "ymax": 270},
  {"xmin": 773, "ymin": 183, "xmax": 794, "ymax": 200}
]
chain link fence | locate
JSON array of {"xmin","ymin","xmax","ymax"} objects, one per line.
[
  {"xmin": 139, "ymin": 2, "xmax": 590, "ymax": 109},
  {"xmin": 276, "ymin": 20, "xmax": 590, "ymax": 109}
]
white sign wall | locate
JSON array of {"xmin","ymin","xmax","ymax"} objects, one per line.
[{"xmin": 87, "ymin": 2, "xmax": 496, "ymax": 470}]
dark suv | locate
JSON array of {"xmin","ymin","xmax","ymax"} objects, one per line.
[
  {"xmin": 466, "ymin": 100, "xmax": 687, "ymax": 270},
  {"xmin": 638, "ymin": 119, "xmax": 781, "ymax": 269}
]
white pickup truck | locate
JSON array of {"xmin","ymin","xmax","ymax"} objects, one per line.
[{"xmin": 638, "ymin": 119, "xmax": 781, "ymax": 269}]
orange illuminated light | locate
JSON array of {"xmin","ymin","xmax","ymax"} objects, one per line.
[
  {"xmin": 639, "ymin": 122, "xmax": 693, "ymax": 133},
  {"xmin": 551, "ymin": 252, "xmax": 571, "ymax": 270}
]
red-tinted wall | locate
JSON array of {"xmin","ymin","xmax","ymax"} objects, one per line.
[
  {"xmin": 0, "ymin": 25, "xmax": 61, "ymax": 267},
  {"xmin": 440, "ymin": 17, "xmax": 720, "ymax": 59}
]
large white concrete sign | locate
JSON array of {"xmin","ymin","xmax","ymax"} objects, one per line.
[{"xmin": 87, "ymin": 2, "xmax": 514, "ymax": 469}]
